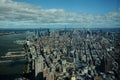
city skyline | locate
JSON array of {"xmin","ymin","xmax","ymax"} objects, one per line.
[{"xmin": 0, "ymin": 0, "xmax": 120, "ymax": 28}]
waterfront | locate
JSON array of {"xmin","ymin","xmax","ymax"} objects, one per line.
[{"xmin": 0, "ymin": 28, "xmax": 120, "ymax": 80}]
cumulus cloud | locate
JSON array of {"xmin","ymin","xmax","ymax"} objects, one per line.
[{"xmin": 0, "ymin": 0, "xmax": 120, "ymax": 28}]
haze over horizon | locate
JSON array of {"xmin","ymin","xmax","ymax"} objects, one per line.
[{"xmin": 0, "ymin": 0, "xmax": 120, "ymax": 28}]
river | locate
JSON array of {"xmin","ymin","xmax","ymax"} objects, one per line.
[{"xmin": 0, "ymin": 32, "xmax": 27, "ymax": 80}]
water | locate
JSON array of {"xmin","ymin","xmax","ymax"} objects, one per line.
[
  {"xmin": 0, "ymin": 33, "xmax": 27, "ymax": 79},
  {"xmin": 0, "ymin": 33, "xmax": 26, "ymax": 55}
]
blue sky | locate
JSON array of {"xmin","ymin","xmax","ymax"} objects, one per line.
[
  {"xmin": 0, "ymin": 0, "xmax": 120, "ymax": 28},
  {"xmin": 15, "ymin": 0, "xmax": 119, "ymax": 13}
]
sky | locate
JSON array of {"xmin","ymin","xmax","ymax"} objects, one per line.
[
  {"xmin": 15, "ymin": 0, "xmax": 119, "ymax": 13},
  {"xmin": 0, "ymin": 0, "xmax": 120, "ymax": 28}
]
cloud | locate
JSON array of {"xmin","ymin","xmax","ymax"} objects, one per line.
[{"xmin": 0, "ymin": 0, "xmax": 120, "ymax": 28}]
